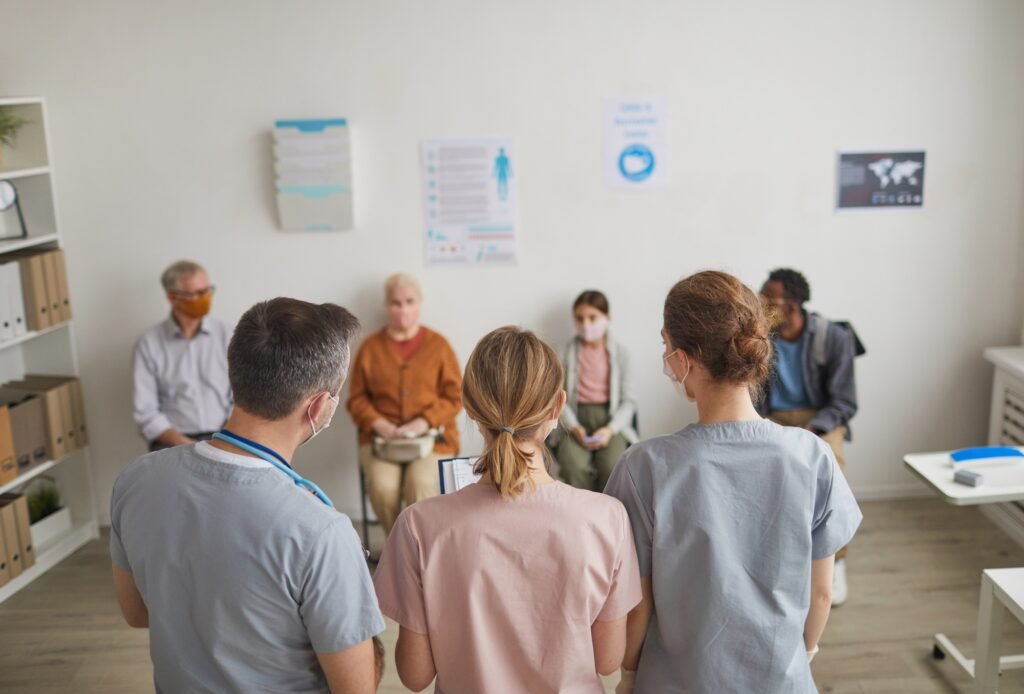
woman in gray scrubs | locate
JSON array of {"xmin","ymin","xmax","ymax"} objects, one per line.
[{"xmin": 605, "ymin": 271, "xmax": 862, "ymax": 693}]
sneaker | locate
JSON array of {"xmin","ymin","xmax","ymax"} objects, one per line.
[{"xmin": 832, "ymin": 559, "xmax": 848, "ymax": 607}]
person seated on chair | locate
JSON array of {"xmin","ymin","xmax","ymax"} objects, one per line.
[
  {"xmin": 132, "ymin": 260, "xmax": 232, "ymax": 452},
  {"xmin": 758, "ymin": 268, "xmax": 858, "ymax": 607},
  {"xmin": 556, "ymin": 290, "xmax": 638, "ymax": 492},
  {"xmin": 346, "ymin": 273, "xmax": 462, "ymax": 535}
]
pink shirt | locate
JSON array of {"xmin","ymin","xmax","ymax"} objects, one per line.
[
  {"xmin": 577, "ymin": 344, "xmax": 610, "ymax": 404},
  {"xmin": 373, "ymin": 480, "xmax": 642, "ymax": 693}
]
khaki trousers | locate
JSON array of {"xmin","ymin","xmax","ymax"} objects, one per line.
[
  {"xmin": 768, "ymin": 408, "xmax": 849, "ymax": 560},
  {"xmin": 359, "ymin": 445, "xmax": 442, "ymax": 535}
]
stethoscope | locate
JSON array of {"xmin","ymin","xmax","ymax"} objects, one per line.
[{"xmin": 212, "ymin": 429, "xmax": 334, "ymax": 507}]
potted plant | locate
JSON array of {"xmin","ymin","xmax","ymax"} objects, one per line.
[
  {"xmin": 27, "ymin": 476, "xmax": 71, "ymax": 550},
  {"xmin": 0, "ymin": 107, "xmax": 28, "ymax": 169}
]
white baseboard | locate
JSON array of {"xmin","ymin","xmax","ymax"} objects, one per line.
[{"xmin": 850, "ymin": 484, "xmax": 935, "ymax": 501}]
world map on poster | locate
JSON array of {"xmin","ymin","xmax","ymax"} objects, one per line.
[{"xmin": 837, "ymin": 151, "xmax": 926, "ymax": 208}]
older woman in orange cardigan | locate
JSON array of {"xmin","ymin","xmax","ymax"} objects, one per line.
[{"xmin": 346, "ymin": 274, "xmax": 462, "ymax": 534}]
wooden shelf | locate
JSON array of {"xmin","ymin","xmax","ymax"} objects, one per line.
[
  {"xmin": 0, "ymin": 447, "xmax": 83, "ymax": 496},
  {"xmin": 0, "ymin": 520, "xmax": 99, "ymax": 603},
  {"xmin": 0, "ymin": 320, "xmax": 70, "ymax": 355}
]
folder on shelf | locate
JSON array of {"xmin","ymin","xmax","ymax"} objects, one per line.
[
  {"xmin": 48, "ymin": 249, "xmax": 71, "ymax": 322},
  {"xmin": 0, "ymin": 527, "xmax": 9, "ymax": 587},
  {"xmin": 0, "ymin": 273, "xmax": 12, "ymax": 342},
  {"xmin": 0, "ymin": 501, "xmax": 22, "ymax": 579},
  {"xmin": 40, "ymin": 251, "xmax": 62, "ymax": 326},
  {"xmin": 18, "ymin": 254, "xmax": 50, "ymax": 331},
  {"xmin": 3, "ymin": 382, "xmax": 64, "ymax": 461},
  {"xmin": 9, "ymin": 379, "xmax": 75, "ymax": 454},
  {"xmin": 0, "ymin": 494, "xmax": 34, "ymax": 570},
  {"xmin": 0, "ymin": 406, "xmax": 16, "ymax": 485},
  {"xmin": 20, "ymin": 376, "xmax": 81, "ymax": 453},
  {"xmin": 5, "ymin": 262, "xmax": 27, "ymax": 338},
  {"xmin": 56, "ymin": 383, "xmax": 75, "ymax": 452},
  {"xmin": 68, "ymin": 379, "xmax": 87, "ymax": 446},
  {"xmin": 0, "ymin": 389, "xmax": 47, "ymax": 471}
]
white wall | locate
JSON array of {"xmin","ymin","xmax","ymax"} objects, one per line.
[{"xmin": 2, "ymin": 0, "xmax": 1023, "ymax": 521}]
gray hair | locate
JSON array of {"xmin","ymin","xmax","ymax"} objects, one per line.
[
  {"xmin": 384, "ymin": 273, "xmax": 421, "ymax": 301},
  {"xmin": 161, "ymin": 260, "xmax": 205, "ymax": 291},
  {"xmin": 228, "ymin": 298, "xmax": 361, "ymax": 420}
]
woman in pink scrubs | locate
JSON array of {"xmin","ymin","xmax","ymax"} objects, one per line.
[{"xmin": 373, "ymin": 326, "xmax": 642, "ymax": 693}]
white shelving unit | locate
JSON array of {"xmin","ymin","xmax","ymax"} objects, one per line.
[{"xmin": 0, "ymin": 96, "xmax": 99, "ymax": 603}]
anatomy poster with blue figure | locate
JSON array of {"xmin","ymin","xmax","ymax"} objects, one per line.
[
  {"xmin": 837, "ymin": 151, "xmax": 925, "ymax": 208},
  {"xmin": 604, "ymin": 97, "xmax": 670, "ymax": 189},
  {"xmin": 421, "ymin": 138, "xmax": 518, "ymax": 266}
]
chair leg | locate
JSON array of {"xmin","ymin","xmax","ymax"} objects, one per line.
[{"xmin": 359, "ymin": 463, "xmax": 370, "ymax": 552}]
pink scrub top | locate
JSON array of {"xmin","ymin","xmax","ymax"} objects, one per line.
[{"xmin": 373, "ymin": 479, "xmax": 642, "ymax": 693}]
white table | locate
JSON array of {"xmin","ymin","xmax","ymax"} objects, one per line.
[
  {"xmin": 904, "ymin": 450, "xmax": 1024, "ymax": 688},
  {"xmin": 976, "ymin": 569, "xmax": 1024, "ymax": 693},
  {"xmin": 904, "ymin": 450, "xmax": 1024, "ymax": 506}
]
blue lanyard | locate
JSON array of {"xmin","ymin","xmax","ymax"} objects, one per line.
[{"xmin": 213, "ymin": 430, "xmax": 334, "ymax": 507}]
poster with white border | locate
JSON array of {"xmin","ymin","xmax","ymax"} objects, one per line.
[
  {"xmin": 836, "ymin": 150, "xmax": 926, "ymax": 209},
  {"xmin": 604, "ymin": 97, "xmax": 670, "ymax": 189},
  {"xmin": 421, "ymin": 138, "xmax": 518, "ymax": 266}
]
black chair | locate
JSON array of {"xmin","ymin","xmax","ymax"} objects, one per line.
[{"xmin": 358, "ymin": 460, "xmax": 379, "ymax": 554}]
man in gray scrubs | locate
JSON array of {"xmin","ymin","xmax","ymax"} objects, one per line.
[{"xmin": 111, "ymin": 298, "xmax": 385, "ymax": 693}]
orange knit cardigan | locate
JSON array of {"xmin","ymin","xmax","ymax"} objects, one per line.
[{"xmin": 346, "ymin": 327, "xmax": 462, "ymax": 454}]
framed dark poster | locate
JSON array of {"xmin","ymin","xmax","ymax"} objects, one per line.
[{"xmin": 837, "ymin": 151, "xmax": 925, "ymax": 209}]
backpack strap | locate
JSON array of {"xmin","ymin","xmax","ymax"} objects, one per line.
[{"xmin": 812, "ymin": 314, "xmax": 830, "ymax": 367}]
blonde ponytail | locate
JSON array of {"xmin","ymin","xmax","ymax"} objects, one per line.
[
  {"xmin": 463, "ymin": 327, "xmax": 563, "ymax": 499},
  {"xmin": 486, "ymin": 430, "xmax": 534, "ymax": 498}
]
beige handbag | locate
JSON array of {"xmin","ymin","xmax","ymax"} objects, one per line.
[{"xmin": 372, "ymin": 431, "xmax": 437, "ymax": 464}]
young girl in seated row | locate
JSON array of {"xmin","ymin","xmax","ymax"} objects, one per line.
[{"xmin": 557, "ymin": 290, "xmax": 638, "ymax": 492}]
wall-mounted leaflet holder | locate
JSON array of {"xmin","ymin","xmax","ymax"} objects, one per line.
[
  {"xmin": 273, "ymin": 119, "xmax": 353, "ymax": 231},
  {"xmin": 0, "ymin": 181, "xmax": 27, "ymax": 241}
]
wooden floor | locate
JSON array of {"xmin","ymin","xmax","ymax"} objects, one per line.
[{"xmin": 4, "ymin": 499, "xmax": 1024, "ymax": 692}]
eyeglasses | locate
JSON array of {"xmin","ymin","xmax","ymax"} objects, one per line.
[{"xmin": 170, "ymin": 286, "xmax": 216, "ymax": 300}]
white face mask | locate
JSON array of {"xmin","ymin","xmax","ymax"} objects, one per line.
[
  {"xmin": 663, "ymin": 350, "xmax": 696, "ymax": 402},
  {"xmin": 577, "ymin": 317, "xmax": 609, "ymax": 343},
  {"xmin": 304, "ymin": 392, "xmax": 340, "ymax": 445}
]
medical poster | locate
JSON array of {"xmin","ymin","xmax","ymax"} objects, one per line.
[
  {"xmin": 837, "ymin": 151, "xmax": 925, "ymax": 209},
  {"xmin": 604, "ymin": 97, "xmax": 670, "ymax": 189},
  {"xmin": 421, "ymin": 138, "xmax": 518, "ymax": 266}
]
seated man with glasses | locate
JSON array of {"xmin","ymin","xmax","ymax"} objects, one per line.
[{"xmin": 133, "ymin": 260, "xmax": 233, "ymax": 451}]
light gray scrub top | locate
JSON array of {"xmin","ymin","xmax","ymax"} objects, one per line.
[
  {"xmin": 111, "ymin": 442, "xmax": 385, "ymax": 693},
  {"xmin": 604, "ymin": 419, "xmax": 862, "ymax": 693}
]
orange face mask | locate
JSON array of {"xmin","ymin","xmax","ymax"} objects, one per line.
[{"xmin": 176, "ymin": 294, "xmax": 212, "ymax": 319}]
